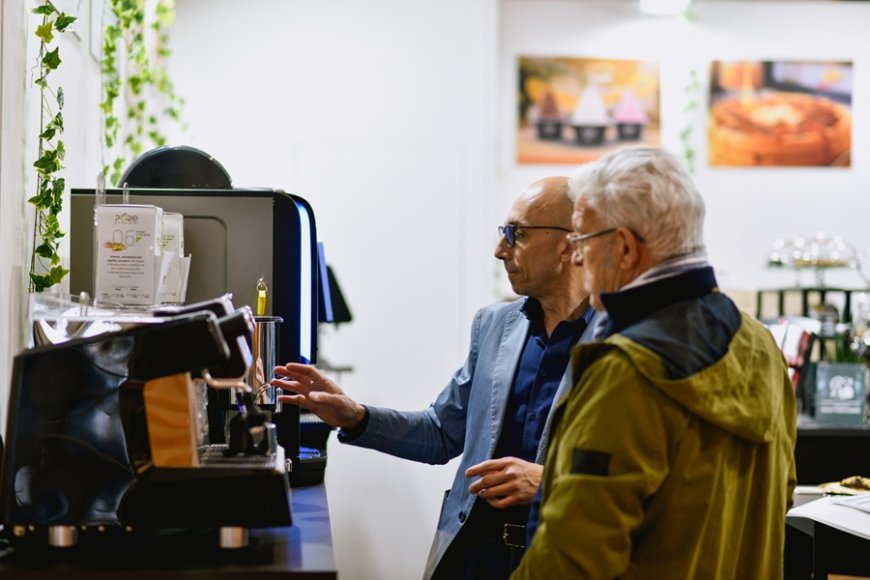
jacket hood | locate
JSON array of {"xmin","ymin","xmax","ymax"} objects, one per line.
[{"xmin": 576, "ymin": 310, "xmax": 789, "ymax": 444}]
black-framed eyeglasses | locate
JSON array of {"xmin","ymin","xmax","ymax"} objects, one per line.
[
  {"xmin": 498, "ymin": 224, "xmax": 571, "ymax": 247},
  {"xmin": 567, "ymin": 227, "xmax": 645, "ymax": 260}
]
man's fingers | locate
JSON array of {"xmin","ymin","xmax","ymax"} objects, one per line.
[
  {"xmin": 274, "ymin": 364, "xmax": 321, "ymax": 385},
  {"xmin": 272, "ymin": 378, "xmax": 312, "ymax": 396},
  {"xmin": 307, "ymin": 390, "xmax": 335, "ymax": 404},
  {"xmin": 277, "ymin": 393, "xmax": 315, "ymax": 412},
  {"xmin": 278, "ymin": 393, "xmax": 305, "ymax": 404},
  {"xmin": 466, "ymin": 459, "xmax": 500, "ymax": 477},
  {"xmin": 487, "ymin": 495, "xmax": 517, "ymax": 509},
  {"xmin": 466, "ymin": 457, "xmax": 515, "ymax": 477},
  {"xmin": 469, "ymin": 471, "xmax": 510, "ymax": 495}
]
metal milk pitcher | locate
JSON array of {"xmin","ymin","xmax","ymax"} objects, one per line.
[{"xmin": 247, "ymin": 316, "xmax": 283, "ymax": 411}]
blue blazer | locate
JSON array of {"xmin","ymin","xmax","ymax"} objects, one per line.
[{"xmin": 346, "ymin": 299, "xmax": 600, "ymax": 579}]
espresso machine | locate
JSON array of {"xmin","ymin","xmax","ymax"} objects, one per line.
[
  {"xmin": 1, "ymin": 297, "xmax": 291, "ymax": 549},
  {"xmin": 67, "ymin": 146, "xmax": 321, "ymax": 485},
  {"xmin": 0, "ymin": 146, "xmax": 325, "ymax": 550}
]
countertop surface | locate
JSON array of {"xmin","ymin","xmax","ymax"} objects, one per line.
[{"xmin": 0, "ymin": 484, "xmax": 336, "ymax": 579}]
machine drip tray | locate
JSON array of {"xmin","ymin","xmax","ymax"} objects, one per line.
[{"xmin": 116, "ymin": 445, "xmax": 292, "ymax": 529}]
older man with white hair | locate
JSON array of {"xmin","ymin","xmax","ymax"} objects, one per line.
[{"xmin": 513, "ymin": 147, "xmax": 796, "ymax": 579}]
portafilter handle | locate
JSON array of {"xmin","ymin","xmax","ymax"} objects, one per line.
[{"xmin": 225, "ymin": 390, "xmax": 277, "ymax": 456}]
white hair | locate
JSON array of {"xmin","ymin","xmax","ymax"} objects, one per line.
[{"xmin": 569, "ymin": 147, "xmax": 705, "ymax": 261}]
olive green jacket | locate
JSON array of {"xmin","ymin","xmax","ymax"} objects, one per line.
[{"xmin": 513, "ymin": 297, "xmax": 796, "ymax": 579}]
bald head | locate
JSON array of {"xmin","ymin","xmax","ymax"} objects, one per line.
[
  {"xmin": 495, "ymin": 175, "xmax": 585, "ymax": 308},
  {"xmin": 514, "ymin": 176, "xmax": 573, "ymax": 229}
]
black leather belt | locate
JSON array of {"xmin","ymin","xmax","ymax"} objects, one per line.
[
  {"xmin": 467, "ymin": 500, "xmax": 528, "ymax": 549},
  {"xmin": 500, "ymin": 523, "xmax": 526, "ymax": 549},
  {"xmin": 470, "ymin": 514, "xmax": 526, "ymax": 549}
]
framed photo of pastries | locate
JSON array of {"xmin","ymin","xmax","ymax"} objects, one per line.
[
  {"xmin": 708, "ymin": 60, "xmax": 852, "ymax": 168},
  {"xmin": 516, "ymin": 57, "xmax": 660, "ymax": 165}
]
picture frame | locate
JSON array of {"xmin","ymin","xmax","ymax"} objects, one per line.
[{"xmin": 517, "ymin": 56, "xmax": 660, "ymax": 165}]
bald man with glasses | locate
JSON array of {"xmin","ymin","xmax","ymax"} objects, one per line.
[{"xmin": 273, "ymin": 176, "xmax": 599, "ymax": 579}]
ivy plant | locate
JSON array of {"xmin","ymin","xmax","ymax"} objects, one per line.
[
  {"xmin": 121, "ymin": 0, "xmax": 149, "ymax": 168},
  {"xmin": 101, "ymin": 0, "xmax": 184, "ymax": 186},
  {"xmin": 150, "ymin": 0, "xmax": 186, "ymax": 144},
  {"xmin": 100, "ymin": 0, "xmax": 129, "ymax": 185},
  {"xmin": 680, "ymin": 66, "xmax": 700, "ymax": 174},
  {"xmin": 28, "ymin": 3, "xmax": 76, "ymax": 292}
]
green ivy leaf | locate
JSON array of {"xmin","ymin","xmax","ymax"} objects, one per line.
[
  {"xmin": 57, "ymin": 87, "xmax": 64, "ymax": 109},
  {"xmin": 35, "ymin": 242, "xmax": 54, "ymax": 259},
  {"xmin": 40, "ymin": 125, "xmax": 58, "ymax": 141},
  {"xmin": 32, "ymin": 5, "xmax": 54, "ymax": 16},
  {"xmin": 30, "ymin": 273, "xmax": 53, "ymax": 293},
  {"xmin": 38, "ymin": 179, "xmax": 53, "ymax": 202},
  {"xmin": 34, "ymin": 150, "xmax": 59, "ymax": 174},
  {"xmin": 44, "ymin": 213, "xmax": 60, "ymax": 234},
  {"xmin": 42, "ymin": 47, "xmax": 61, "ymax": 70},
  {"xmin": 50, "ymin": 266, "xmax": 69, "ymax": 283},
  {"xmin": 35, "ymin": 22, "xmax": 54, "ymax": 44},
  {"xmin": 55, "ymin": 14, "xmax": 77, "ymax": 31},
  {"xmin": 53, "ymin": 178, "xmax": 65, "ymax": 206}
]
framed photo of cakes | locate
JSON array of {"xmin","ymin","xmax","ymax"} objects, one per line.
[
  {"xmin": 708, "ymin": 60, "xmax": 852, "ymax": 167},
  {"xmin": 516, "ymin": 57, "xmax": 660, "ymax": 165}
]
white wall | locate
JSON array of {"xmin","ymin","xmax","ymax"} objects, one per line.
[
  {"xmin": 0, "ymin": 0, "xmax": 103, "ymax": 435},
  {"xmin": 500, "ymin": 0, "xmax": 870, "ymax": 307},
  {"xmin": 0, "ymin": 0, "xmax": 29, "ymax": 440},
  {"xmin": 169, "ymin": 1, "xmax": 498, "ymax": 579}
]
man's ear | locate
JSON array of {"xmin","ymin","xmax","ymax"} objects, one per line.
[
  {"xmin": 559, "ymin": 237, "xmax": 574, "ymax": 262},
  {"xmin": 616, "ymin": 227, "xmax": 642, "ymax": 270}
]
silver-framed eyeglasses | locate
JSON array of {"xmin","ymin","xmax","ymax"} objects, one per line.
[
  {"xmin": 498, "ymin": 224, "xmax": 571, "ymax": 247},
  {"xmin": 567, "ymin": 227, "xmax": 645, "ymax": 260}
]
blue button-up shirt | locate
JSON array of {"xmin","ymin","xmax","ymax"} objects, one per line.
[{"xmin": 494, "ymin": 299, "xmax": 592, "ymax": 462}]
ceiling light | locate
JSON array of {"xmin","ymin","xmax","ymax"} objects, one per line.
[{"xmin": 639, "ymin": 0, "xmax": 692, "ymax": 16}]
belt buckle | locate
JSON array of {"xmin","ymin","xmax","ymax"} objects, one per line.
[{"xmin": 502, "ymin": 523, "xmax": 525, "ymax": 549}]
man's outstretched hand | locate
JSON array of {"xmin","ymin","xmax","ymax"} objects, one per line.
[{"xmin": 273, "ymin": 363, "xmax": 365, "ymax": 430}]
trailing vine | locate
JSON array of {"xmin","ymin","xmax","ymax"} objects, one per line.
[
  {"xmin": 29, "ymin": 3, "xmax": 76, "ymax": 292},
  {"xmin": 101, "ymin": 0, "xmax": 184, "ymax": 185},
  {"xmin": 680, "ymin": 66, "xmax": 700, "ymax": 174},
  {"xmin": 121, "ymin": 0, "xmax": 149, "ymax": 168},
  {"xmin": 100, "ymin": 0, "xmax": 125, "ymax": 184},
  {"xmin": 150, "ymin": 0, "xmax": 186, "ymax": 145}
]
